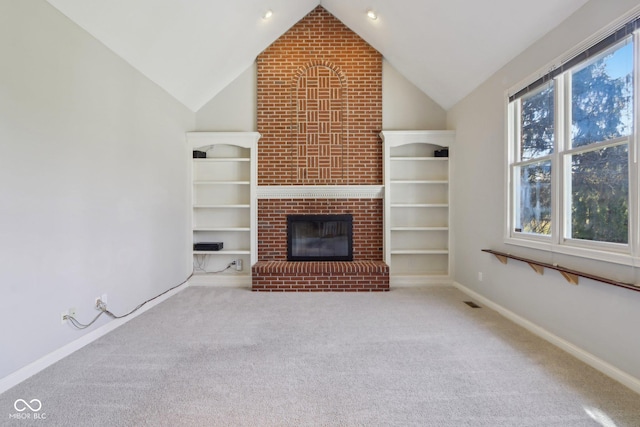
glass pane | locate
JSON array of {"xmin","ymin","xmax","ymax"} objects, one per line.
[
  {"xmin": 521, "ymin": 83, "xmax": 555, "ymax": 161},
  {"xmin": 515, "ymin": 161, "xmax": 552, "ymax": 235},
  {"xmin": 570, "ymin": 144, "xmax": 628, "ymax": 243},
  {"xmin": 571, "ymin": 40, "xmax": 634, "ymax": 147}
]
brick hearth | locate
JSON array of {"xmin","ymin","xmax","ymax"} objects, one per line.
[{"xmin": 252, "ymin": 261, "xmax": 389, "ymax": 292}]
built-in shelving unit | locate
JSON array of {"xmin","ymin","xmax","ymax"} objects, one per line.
[
  {"xmin": 381, "ymin": 130, "xmax": 455, "ymax": 286},
  {"xmin": 187, "ymin": 132, "xmax": 260, "ymax": 286}
]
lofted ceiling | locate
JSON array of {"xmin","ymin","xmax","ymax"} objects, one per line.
[{"xmin": 46, "ymin": 0, "xmax": 590, "ymax": 112}]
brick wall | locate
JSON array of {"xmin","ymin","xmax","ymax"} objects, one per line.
[
  {"xmin": 252, "ymin": 261, "xmax": 389, "ymax": 292},
  {"xmin": 254, "ymin": 6, "xmax": 387, "ymax": 290},
  {"xmin": 257, "ymin": 6, "xmax": 382, "ymax": 186}
]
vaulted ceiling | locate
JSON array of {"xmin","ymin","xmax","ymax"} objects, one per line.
[{"xmin": 46, "ymin": 0, "xmax": 589, "ymax": 111}]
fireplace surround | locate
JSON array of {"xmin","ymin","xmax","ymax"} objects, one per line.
[{"xmin": 251, "ymin": 196, "xmax": 389, "ymax": 291}]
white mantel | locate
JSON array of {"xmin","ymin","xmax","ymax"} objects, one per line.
[{"xmin": 257, "ymin": 185, "xmax": 384, "ymax": 199}]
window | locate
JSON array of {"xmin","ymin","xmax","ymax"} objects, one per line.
[
  {"xmin": 508, "ymin": 20, "xmax": 638, "ymax": 263},
  {"xmin": 513, "ymin": 83, "xmax": 554, "ymax": 236},
  {"xmin": 568, "ymin": 43, "xmax": 633, "ymax": 245}
]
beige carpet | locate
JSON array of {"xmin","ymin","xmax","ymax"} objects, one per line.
[{"xmin": 1, "ymin": 286, "xmax": 639, "ymax": 426}]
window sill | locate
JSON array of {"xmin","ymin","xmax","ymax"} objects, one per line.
[{"xmin": 504, "ymin": 236, "xmax": 636, "ymax": 267}]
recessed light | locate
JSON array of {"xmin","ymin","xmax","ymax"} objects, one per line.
[
  {"xmin": 263, "ymin": 9, "xmax": 273, "ymax": 20},
  {"xmin": 367, "ymin": 9, "xmax": 377, "ymax": 20}
]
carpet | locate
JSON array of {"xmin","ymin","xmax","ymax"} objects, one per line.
[{"xmin": 1, "ymin": 286, "xmax": 639, "ymax": 426}]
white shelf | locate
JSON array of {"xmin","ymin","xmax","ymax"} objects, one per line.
[
  {"xmin": 391, "ymin": 203, "xmax": 448, "ymax": 208},
  {"xmin": 193, "ymin": 204, "xmax": 250, "ymax": 209},
  {"xmin": 392, "ymin": 272, "xmax": 449, "ymax": 277},
  {"xmin": 193, "ymin": 181, "xmax": 250, "ymax": 185},
  {"xmin": 391, "ymin": 249, "xmax": 449, "ymax": 255},
  {"xmin": 187, "ymin": 132, "xmax": 259, "ymax": 285},
  {"xmin": 193, "ymin": 227, "xmax": 250, "ymax": 232},
  {"xmin": 391, "ymin": 227, "xmax": 448, "ymax": 231},
  {"xmin": 194, "ymin": 158, "xmax": 251, "ymax": 162},
  {"xmin": 391, "ymin": 157, "xmax": 448, "ymax": 161},
  {"xmin": 381, "ymin": 130, "xmax": 454, "ymax": 284},
  {"xmin": 194, "ymin": 250, "xmax": 251, "ymax": 255},
  {"xmin": 391, "ymin": 180, "xmax": 448, "ymax": 184},
  {"xmin": 379, "ymin": 130, "xmax": 454, "ymax": 148}
]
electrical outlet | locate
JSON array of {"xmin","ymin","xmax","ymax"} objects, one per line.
[
  {"xmin": 95, "ymin": 294, "xmax": 108, "ymax": 310},
  {"xmin": 61, "ymin": 308, "xmax": 77, "ymax": 324},
  {"xmin": 235, "ymin": 259, "xmax": 243, "ymax": 271},
  {"xmin": 478, "ymin": 272, "xmax": 483, "ymax": 282}
]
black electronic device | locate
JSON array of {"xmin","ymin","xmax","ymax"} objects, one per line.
[
  {"xmin": 434, "ymin": 149, "xmax": 449, "ymax": 157},
  {"xmin": 193, "ymin": 150, "xmax": 207, "ymax": 158},
  {"xmin": 194, "ymin": 242, "xmax": 223, "ymax": 251}
]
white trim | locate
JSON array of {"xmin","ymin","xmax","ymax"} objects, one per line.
[
  {"xmin": 250, "ymin": 134, "xmax": 258, "ymax": 267},
  {"xmin": 453, "ymin": 281, "xmax": 640, "ymax": 395},
  {"xmin": 391, "ymin": 275, "xmax": 452, "ymax": 287},
  {"xmin": 632, "ymin": 31, "xmax": 640, "ymax": 267},
  {"xmin": 0, "ymin": 282, "xmax": 189, "ymax": 395},
  {"xmin": 505, "ymin": 236, "xmax": 637, "ymax": 268},
  {"xmin": 379, "ymin": 130, "xmax": 455, "ymax": 148},
  {"xmin": 186, "ymin": 131, "xmax": 261, "ymax": 150},
  {"xmin": 257, "ymin": 185, "xmax": 384, "ymax": 199},
  {"xmin": 188, "ymin": 274, "xmax": 251, "ymax": 287},
  {"xmin": 504, "ymin": 97, "xmax": 514, "ymax": 242}
]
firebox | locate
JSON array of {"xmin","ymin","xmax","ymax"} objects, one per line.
[{"xmin": 287, "ymin": 214, "xmax": 353, "ymax": 261}]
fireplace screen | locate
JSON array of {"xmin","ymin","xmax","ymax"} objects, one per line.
[{"xmin": 287, "ymin": 214, "xmax": 353, "ymax": 261}]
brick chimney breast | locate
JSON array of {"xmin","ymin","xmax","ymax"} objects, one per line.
[
  {"xmin": 257, "ymin": 6, "xmax": 382, "ymax": 186},
  {"xmin": 254, "ymin": 6, "xmax": 387, "ymax": 291}
]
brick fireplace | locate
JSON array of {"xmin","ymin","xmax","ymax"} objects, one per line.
[{"xmin": 252, "ymin": 6, "xmax": 389, "ymax": 291}]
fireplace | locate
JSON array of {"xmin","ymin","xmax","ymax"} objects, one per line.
[
  {"xmin": 252, "ymin": 201, "xmax": 388, "ymax": 291},
  {"xmin": 287, "ymin": 214, "xmax": 353, "ymax": 261},
  {"xmin": 251, "ymin": 7, "xmax": 388, "ymax": 291}
]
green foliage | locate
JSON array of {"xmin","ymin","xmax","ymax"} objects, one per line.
[
  {"xmin": 521, "ymin": 85, "xmax": 554, "ymax": 160},
  {"xmin": 569, "ymin": 51, "xmax": 632, "ymax": 243},
  {"xmin": 517, "ymin": 44, "xmax": 632, "ymax": 243},
  {"xmin": 570, "ymin": 145, "xmax": 628, "ymax": 243}
]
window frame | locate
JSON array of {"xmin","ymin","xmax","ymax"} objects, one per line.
[
  {"xmin": 509, "ymin": 81, "xmax": 557, "ymax": 242},
  {"xmin": 506, "ymin": 30, "xmax": 639, "ymax": 267}
]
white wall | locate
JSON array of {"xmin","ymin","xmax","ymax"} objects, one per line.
[
  {"xmin": 196, "ymin": 63, "xmax": 257, "ymax": 131},
  {"xmin": 0, "ymin": 0, "xmax": 194, "ymax": 380},
  {"xmin": 382, "ymin": 60, "xmax": 446, "ymax": 130},
  {"xmin": 195, "ymin": 59, "xmax": 446, "ymax": 131},
  {"xmin": 447, "ymin": 0, "xmax": 640, "ymax": 382}
]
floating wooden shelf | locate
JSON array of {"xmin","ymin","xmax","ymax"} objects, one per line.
[{"xmin": 482, "ymin": 249, "xmax": 640, "ymax": 292}]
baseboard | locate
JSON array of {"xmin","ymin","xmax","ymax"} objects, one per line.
[
  {"xmin": 453, "ymin": 281, "xmax": 640, "ymax": 395},
  {"xmin": 188, "ymin": 273, "xmax": 251, "ymax": 287},
  {"xmin": 0, "ymin": 282, "xmax": 190, "ymax": 395},
  {"xmin": 391, "ymin": 275, "xmax": 453, "ymax": 287}
]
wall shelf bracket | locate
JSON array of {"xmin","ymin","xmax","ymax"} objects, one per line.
[
  {"xmin": 482, "ymin": 249, "xmax": 640, "ymax": 292},
  {"xmin": 528, "ymin": 262, "xmax": 545, "ymax": 276},
  {"xmin": 493, "ymin": 253, "xmax": 508, "ymax": 264}
]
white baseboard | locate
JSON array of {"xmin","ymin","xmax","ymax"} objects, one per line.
[
  {"xmin": 188, "ymin": 273, "xmax": 251, "ymax": 287},
  {"xmin": 0, "ymin": 282, "xmax": 189, "ymax": 395},
  {"xmin": 391, "ymin": 275, "xmax": 452, "ymax": 287},
  {"xmin": 453, "ymin": 281, "xmax": 640, "ymax": 395}
]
